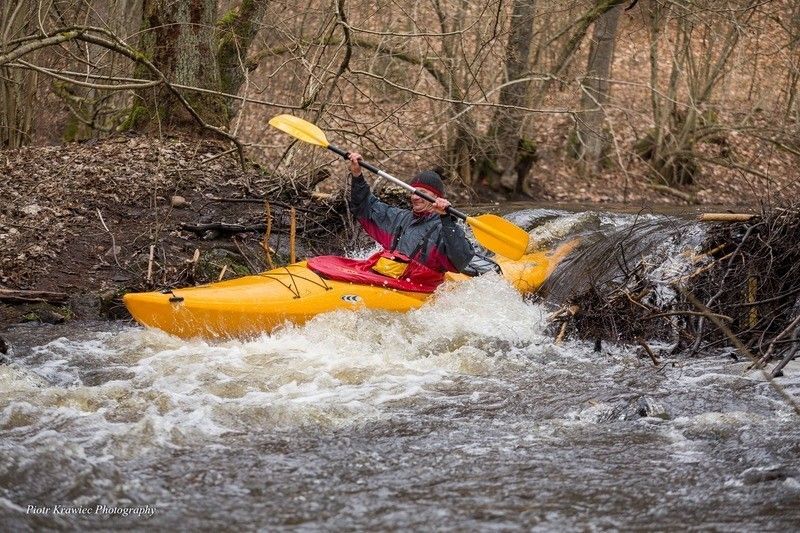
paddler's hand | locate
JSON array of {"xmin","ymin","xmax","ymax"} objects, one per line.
[
  {"xmin": 348, "ymin": 152, "xmax": 363, "ymax": 177},
  {"xmin": 431, "ymin": 197, "xmax": 451, "ymax": 215}
]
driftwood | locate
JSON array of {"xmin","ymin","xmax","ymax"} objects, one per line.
[
  {"xmin": 698, "ymin": 213, "xmax": 755, "ymax": 222},
  {"xmin": 0, "ymin": 288, "xmax": 68, "ymax": 303}
]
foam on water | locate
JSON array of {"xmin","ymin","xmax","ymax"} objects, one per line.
[{"xmin": 0, "ymin": 274, "xmax": 552, "ymax": 458}]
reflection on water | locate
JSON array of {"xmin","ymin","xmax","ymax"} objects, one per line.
[{"xmin": 1, "ymin": 214, "xmax": 799, "ymax": 530}]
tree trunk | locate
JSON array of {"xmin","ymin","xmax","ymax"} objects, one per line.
[
  {"xmin": 531, "ymin": 0, "xmax": 626, "ymax": 110},
  {"xmin": 135, "ymin": 0, "xmax": 229, "ymax": 130},
  {"xmin": 1, "ymin": 1, "xmax": 37, "ymax": 148},
  {"xmin": 216, "ymin": 0, "xmax": 271, "ymax": 116},
  {"xmin": 785, "ymin": 3, "xmax": 800, "ymax": 121},
  {"xmin": 482, "ymin": 0, "xmax": 536, "ymax": 192},
  {"xmin": 573, "ymin": 4, "xmax": 622, "ymax": 175},
  {"xmin": 433, "ymin": 0, "xmax": 481, "ymax": 186}
]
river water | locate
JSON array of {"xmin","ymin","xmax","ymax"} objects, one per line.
[{"xmin": 2, "ymin": 210, "xmax": 799, "ymax": 530}]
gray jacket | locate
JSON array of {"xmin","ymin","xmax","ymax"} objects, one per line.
[{"xmin": 349, "ymin": 174, "xmax": 475, "ymax": 273}]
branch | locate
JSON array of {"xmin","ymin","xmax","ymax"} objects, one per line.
[
  {"xmin": 680, "ymin": 287, "xmax": 800, "ymax": 416},
  {"xmin": 0, "ymin": 289, "xmax": 68, "ymax": 304},
  {"xmin": 0, "ymin": 30, "xmax": 81, "ymax": 66}
]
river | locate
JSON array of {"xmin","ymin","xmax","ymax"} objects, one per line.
[{"xmin": 1, "ymin": 209, "xmax": 799, "ymax": 530}]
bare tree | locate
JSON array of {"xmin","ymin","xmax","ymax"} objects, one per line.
[
  {"xmin": 481, "ymin": 0, "xmax": 537, "ymax": 192},
  {"xmin": 572, "ymin": 3, "xmax": 622, "ymax": 175},
  {"xmin": 637, "ymin": 0, "xmax": 759, "ymax": 187},
  {"xmin": 1, "ymin": 1, "xmax": 37, "ymax": 148}
]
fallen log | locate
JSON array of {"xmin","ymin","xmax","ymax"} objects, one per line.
[
  {"xmin": 698, "ymin": 213, "xmax": 755, "ymax": 222},
  {"xmin": 0, "ymin": 289, "xmax": 68, "ymax": 304}
]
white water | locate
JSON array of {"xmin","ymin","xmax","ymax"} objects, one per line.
[{"xmin": 2, "ymin": 221, "xmax": 799, "ymax": 530}]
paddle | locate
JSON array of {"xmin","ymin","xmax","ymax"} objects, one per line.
[{"xmin": 269, "ymin": 114, "xmax": 530, "ymax": 260}]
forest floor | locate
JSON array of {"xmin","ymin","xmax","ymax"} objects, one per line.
[{"xmin": 0, "ymin": 132, "xmax": 796, "ymax": 328}]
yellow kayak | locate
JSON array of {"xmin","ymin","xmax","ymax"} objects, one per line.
[{"xmin": 124, "ymin": 241, "xmax": 577, "ymax": 339}]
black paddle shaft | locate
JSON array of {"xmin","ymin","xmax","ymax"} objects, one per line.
[{"xmin": 327, "ymin": 144, "xmax": 469, "ymax": 221}]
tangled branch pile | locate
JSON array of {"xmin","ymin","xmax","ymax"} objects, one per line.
[{"xmin": 554, "ymin": 206, "xmax": 800, "ymax": 373}]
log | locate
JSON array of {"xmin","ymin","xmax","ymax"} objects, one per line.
[
  {"xmin": 0, "ymin": 289, "xmax": 68, "ymax": 303},
  {"xmin": 698, "ymin": 213, "xmax": 755, "ymax": 222}
]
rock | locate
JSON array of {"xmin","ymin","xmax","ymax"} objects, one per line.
[
  {"xmin": 633, "ymin": 396, "xmax": 669, "ymax": 419},
  {"xmin": 0, "ymin": 335, "xmax": 7, "ymax": 354},
  {"xmin": 99, "ymin": 289, "xmax": 129, "ymax": 320},
  {"xmin": 171, "ymin": 195, "xmax": 188, "ymax": 208}
]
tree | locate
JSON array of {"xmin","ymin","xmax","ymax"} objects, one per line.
[
  {"xmin": 482, "ymin": 0, "xmax": 537, "ymax": 193},
  {"xmin": 133, "ymin": 0, "xmax": 270, "ymax": 130},
  {"xmin": 0, "ymin": 0, "xmax": 270, "ymax": 147},
  {"xmin": 1, "ymin": 1, "xmax": 37, "ymax": 148},
  {"xmin": 572, "ymin": 3, "xmax": 622, "ymax": 175},
  {"xmin": 638, "ymin": 0, "xmax": 758, "ymax": 187}
]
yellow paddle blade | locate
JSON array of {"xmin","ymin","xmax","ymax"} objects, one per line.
[
  {"xmin": 269, "ymin": 114, "xmax": 330, "ymax": 148},
  {"xmin": 467, "ymin": 214, "xmax": 530, "ymax": 260}
]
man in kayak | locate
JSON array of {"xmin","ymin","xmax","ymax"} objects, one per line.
[{"xmin": 343, "ymin": 152, "xmax": 476, "ymax": 291}]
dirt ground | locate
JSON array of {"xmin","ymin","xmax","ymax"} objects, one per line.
[
  {"xmin": 1, "ymin": 132, "xmax": 796, "ymax": 328},
  {"xmin": 0, "ymin": 134, "xmax": 349, "ymax": 326}
]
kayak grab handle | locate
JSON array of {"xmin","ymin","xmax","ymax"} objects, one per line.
[{"xmin": 159, "ymin": 288, "xmax": 184, "ymax": 303}]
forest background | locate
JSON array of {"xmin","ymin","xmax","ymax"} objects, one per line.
[{"xmin": 2, "ymin": 0, "xmax": 798, "ymax": 204}]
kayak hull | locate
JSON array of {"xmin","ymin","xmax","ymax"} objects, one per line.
[
  {"xmin": 124, "ymin": 263, "xmax": 429, "ymax": 339},
  {"xmin": 124, "ymin": 242, "xmax": 577, "ymax": 339}
]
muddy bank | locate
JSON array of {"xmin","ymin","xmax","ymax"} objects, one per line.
[{"xmin": 0, "ymin": 134, "xmax": 353, "ymax": 328}]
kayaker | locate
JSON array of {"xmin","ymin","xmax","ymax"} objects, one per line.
[{"xmin": 345, "ymin": 152, "xmax": 476, "ymax": 290}]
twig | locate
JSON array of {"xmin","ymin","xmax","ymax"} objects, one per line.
[
  {"xmin": 771, "ymin": 325, "xmax": 800, "ymax": 378},
  {"xmin": 756, "ymin": 314, "xmax": 800, "ymax": 367},
  {"xmin": 555, "ymin": 321, "xmax": 569, "ymax": 345},
  {"xmin": 289, "ymin": 207, "xmax": 297, "ymax": 263},
  {"xmin": 96, "ymin": 208, "xmax": 121, "ymax": 268},
  {"xmin": 636, "ymin": 337, "xmax": 660, "ymax": 366},
  {"xmin": 263, "ymin": 201, "xmax": 274, "ymax": 269},
  {"xmin": 232, "ymin": 237, "xmax": 258, "ymax": 273},
  {"xmin": 147, "ymin": 245, "xmax": 155, "ymax": 286},
  {"xmin": 644, "ymin": 310, "xmax": 733, "ymax": 321}
]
